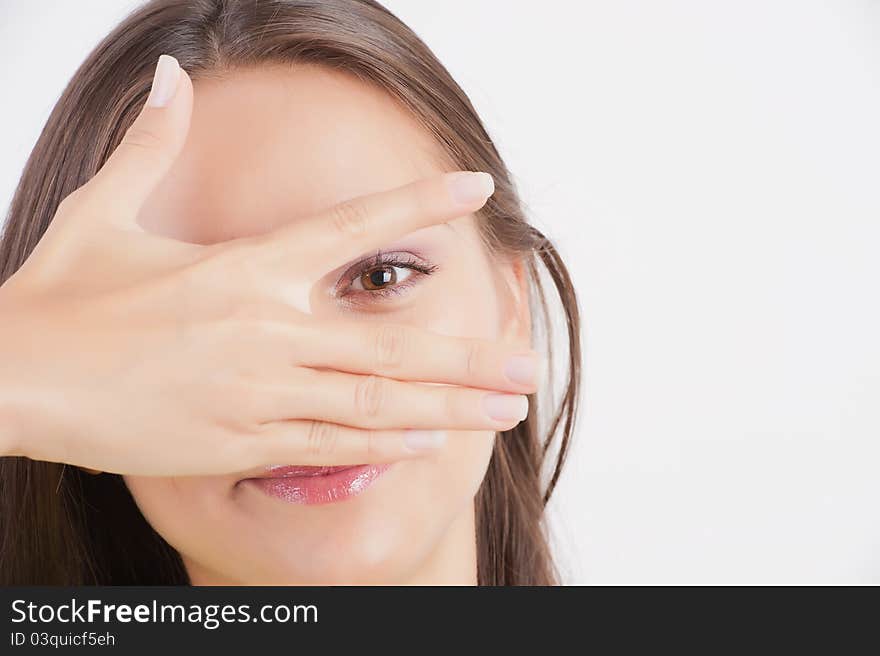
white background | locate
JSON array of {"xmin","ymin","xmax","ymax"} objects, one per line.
[{"xmin": 2, "ymin": 1, "xmax": 879, "ymax": 584}]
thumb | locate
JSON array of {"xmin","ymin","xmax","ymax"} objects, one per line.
[{"xmin": 85, "ymin": 54, "xmax": 193, "ymax": 225}]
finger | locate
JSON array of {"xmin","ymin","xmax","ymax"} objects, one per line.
[
  {"xmin": 259, "ymin": 370, "xmax": 530, "ymax": 431},
  {"xmin": 296, "ymin": 321, "xmax": 541, "ymax": 394},
  {"xmin": 252, "ymin": 171, "xmax": 494, "ymax": 275},
  {"xmin": 81, "ymin": 54, "xmax": 193, "ymax": 224},
  {"xmin": 238, "ymin": 422, "xmax": 450, "ymax": 468}
]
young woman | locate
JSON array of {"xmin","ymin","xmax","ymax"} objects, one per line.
[{"xmin": 0, "ymin": 0, "xmax": 580, "ymax": 585}]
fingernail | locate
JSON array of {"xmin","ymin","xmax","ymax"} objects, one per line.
[
  {"xmin": 405, "ymin": 430, "xmax": 447, "ymax": 452},
  {"xmin": 449, "ymin": 172, "xmax": 494, "ymax": 205},
  {"xmin": 146, "ymin": 54, "xmax": 181, "ymax": 108},
  {"xmin": 504, "ymin": 354, "xmax": 538, "ymax": 386},
  {"xmin": 483, "ymin": 394, "xmax": 529, "ymax": 422}
]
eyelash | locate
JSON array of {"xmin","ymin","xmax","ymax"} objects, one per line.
[{"xmin": 336, "ymin": 251, "xmax": 439, "ymax": 306}]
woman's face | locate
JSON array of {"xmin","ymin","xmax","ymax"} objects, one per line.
[{"xmin": 124, "ymin": 65, "xmax": 528, "ymax": 584}]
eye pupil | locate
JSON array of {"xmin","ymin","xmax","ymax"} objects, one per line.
[{"xmin": 362, "ymin": 267, "xmax": 396, "ymax": 290}]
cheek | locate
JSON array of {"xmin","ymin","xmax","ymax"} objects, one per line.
[
  {"xmin": 123, "ymin": 475, "xmax": 233, "ymax": 567},
  {"xmin": 420, "ymin": 263, "xmax": 503, "ymax": 341}
]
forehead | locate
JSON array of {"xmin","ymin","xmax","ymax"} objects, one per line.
[{"xmin": 139, "ymin": 64, "xmax": 446, "ymax": 242}]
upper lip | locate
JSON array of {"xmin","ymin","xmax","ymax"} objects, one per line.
[{"xmin": 240, "ymin": 464, "xmax": 363, "ymax": 480}]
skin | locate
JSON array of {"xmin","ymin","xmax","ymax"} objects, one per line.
[
  {"xmin": 123, "ymin": 63, "xmax": 532, "ymax": 585},
  {"xmin": 0, "ymin": 55, "xmax": 534, "ymax": 584},
  {"xmin": 0, "ymin": 55, "xmax": 537, "ymax": 477}
]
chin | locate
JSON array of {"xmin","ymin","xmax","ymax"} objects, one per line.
[{"xmin": 124, "ymin": 430, "xmax": 495, "ymax": 585}]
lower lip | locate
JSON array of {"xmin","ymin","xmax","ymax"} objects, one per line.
[{"xmin": 242, "ymin": 464, "xmax": 391, "ymax": 505}]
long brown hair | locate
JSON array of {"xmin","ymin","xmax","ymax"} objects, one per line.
[{"xmin": 0, "ymin": 0, "xmax": 581, "ymax": 585}]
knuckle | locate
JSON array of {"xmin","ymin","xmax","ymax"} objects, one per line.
[
  {"xmin": 306, "ymin": 420, "xmax": 339, "ymax": 457},
  {"xmin": 330, "ymin": 199, "xmax": 369, "ymax": 237},
  {"xmin": 121, "ymin": 125, "xmax": 165, "ymax": 151},
  {"xmin": 354, "ymin": 375, "xmax": 386, "ymax": 419},
  {"xmin": 465, "ymin": 340, "xmax": 482, "ymax": 377},
  {"xmin": 119, "ymin": 127, "xmax": 171, "ymax": 167},
  {"xmin": 364, "ymin": 429, "xmax": 381, "ymax": 460},
  {"xmin": 373, "ymin": 324, "xmax": 407, "ymax": 371}
]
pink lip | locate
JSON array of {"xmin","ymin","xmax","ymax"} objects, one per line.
[{"xmin": 241, "ymin": 464, "xmax": 391, "ymax": 505}]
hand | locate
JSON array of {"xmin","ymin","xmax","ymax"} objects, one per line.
[{"xmin": 0, "ymin": 55, "xmax": 538, "ymax": 476}]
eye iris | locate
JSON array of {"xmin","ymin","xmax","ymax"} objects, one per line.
[{"xmin": 361, "ymin": 266, "xmax": 396, "ymax": 290}]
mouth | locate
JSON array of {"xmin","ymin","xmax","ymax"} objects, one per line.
[{"xmin": 238, "ymin": 464, "xmax": 392, "ymax": 505}]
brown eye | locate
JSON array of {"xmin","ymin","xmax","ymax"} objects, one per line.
[
  {"xmin": 352, "ymin": 265, "xmax": 413, "ymax": 292},
  {"xmin": 337, "ymin": 252, "xmax": 438, "ymax": 304},
  {"xmin": 360, "ymin": 266, "xmax": 395, "ymax": 290}
]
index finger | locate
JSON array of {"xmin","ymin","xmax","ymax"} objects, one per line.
[{"xmin": 252, "ymin": 171, "xmax": 494, "ymax": 273}]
